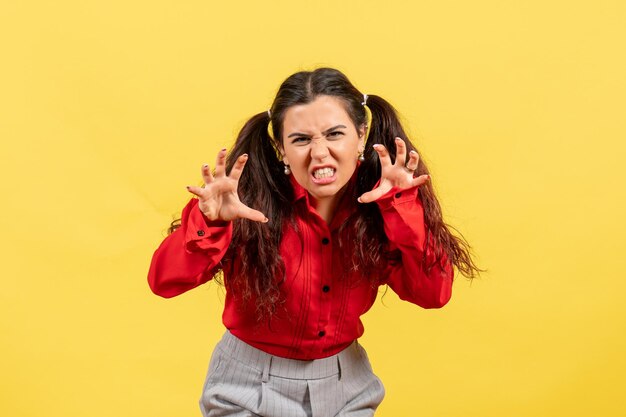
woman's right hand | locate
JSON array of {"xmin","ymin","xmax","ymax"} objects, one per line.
[{"xmin": 186, "ymin": 148, "xmax": 268, "ymax": 223}]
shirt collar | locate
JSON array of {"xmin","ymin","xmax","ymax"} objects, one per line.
[
  {"xmin": 290, "ymin": 174, "xmax": 309, "ymax": 203},
  {"xmin": 288, "ymin": 169, "xmax": 360, "ymax": 230}
]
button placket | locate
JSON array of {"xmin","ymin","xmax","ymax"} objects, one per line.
[{"xmin": 316, "ymin": 229, "xmax": 332, "ymax": 351}]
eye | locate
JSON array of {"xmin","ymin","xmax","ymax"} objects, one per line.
[
  {"xmin": 327, "ymin": 131, "xmax": 344, "ymax": 139},
  {"xmin": 291, "ymin": 136, "xmax": 310, "ymax": 145}
]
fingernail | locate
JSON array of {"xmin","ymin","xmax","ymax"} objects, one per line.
[
  {"xmin": 203, "ymin": 164, "xmax": 208, "ymax": 168},
  {"xmin": 357, "ymin": 197, "xmax": 362, "ymax": 203},
  {"xmin": 263, "ymin": 217, "xmax": 269, "ymax": 223},
  {"xmin": 242, "ymin": 153, "xmax": 248, "ymax": 158}
]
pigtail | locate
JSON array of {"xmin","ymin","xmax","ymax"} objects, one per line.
[
  {"xmin": 359, "ymin": 94, "xmax": 480, "ymax": 278},
  {"xmin": 225, "ymin": 112, "xmax": 293, "ymax": 318}
]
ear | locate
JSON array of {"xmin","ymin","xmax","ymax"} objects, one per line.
[{"xmin": 357, "ymin": 123, "xmax": 367, "ymax": 152}]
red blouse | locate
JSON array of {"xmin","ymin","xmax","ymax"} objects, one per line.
[{"xmin": 148, "ymin": 176, "xmax": 453, "ymax": 360}]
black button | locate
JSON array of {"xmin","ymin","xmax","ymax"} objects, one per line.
[
  {"xmin": 321, "ymin": 238, "xmax": 330, "ymax": 245},
  {"xmin": 322, "ymin": 285, "xmax": 330, "ymax": 293},
  {"xmin": 197, "ymin": 230, "xmax": 205, "ymax": 236},
  {"xmin": 395, "ymin": 192, "xmax": 402, "ymax": 198},
  {"xmin": 318, "ymin": 330, "xmax": 326, "ymax": 337}
]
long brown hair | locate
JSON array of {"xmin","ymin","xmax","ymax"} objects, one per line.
[{"xmin": 171, "ymin": 68, "xmax": 480, "ymax": 318}]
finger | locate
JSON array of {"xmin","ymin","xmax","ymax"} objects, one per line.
[
  {"xmin": 394, "ymin": 137, "xmax": 407, "ymax": 166},
  {"xmin": 372, "ymin": 144, "xmax": 392, "ymax": 170},
  {"xmin": 357, "ymin": 185, "xmax": 390, "ymax": 204},
  {"xmin": 229, "ymin": 153, "xmax": 248, "ymax": 181},
  {"xmin": 201, "ymin": 164, "xmax": 214, "ymax": 184},
  {"xmin": 237, "ymin": 204, "xmax": 269, "ymax": 223},
  {"xmin": 214, "ymin": 148, "xmax": 227, "ymax": 177},
  {"xmin": 411, "ymin": 174, "xmax": 430, "ymax": 188},
  {"xmin": 186, "ymin": 185, "xmax": 205, "ymax": 198},
  {"xmin": 405, "ymin": 150, "xmax": 420, "ymax": 172}
]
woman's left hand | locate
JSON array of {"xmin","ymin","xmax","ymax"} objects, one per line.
[{"xmin": 358, "ymin": 137, "xmax": 430, "ymax": 203}]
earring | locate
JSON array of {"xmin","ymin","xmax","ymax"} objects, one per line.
[
  {"xmin": 358, "ymin": 151, "xmax": 365, "ymax": 162},
  {"xmin": 284, "ymin": 163, "xmax": 291, "ymax": 175}
]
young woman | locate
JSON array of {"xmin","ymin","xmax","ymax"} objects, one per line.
[{"xmin": 148, "ymin": 67, "xmax": 479, "ymax": 416}]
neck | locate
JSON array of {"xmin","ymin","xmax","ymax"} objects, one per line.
[{"xmin": 310, "ymin": 189, "xmax": 346, "ymax": 224}]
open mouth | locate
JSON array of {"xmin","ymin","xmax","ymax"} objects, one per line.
[{"xmin": 313, "ymin": 167, "xmax": 336, "ymax": 179}]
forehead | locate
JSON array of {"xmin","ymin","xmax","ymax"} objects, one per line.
[{"xmin": 282, "ymin": 95, "xmax": 353, "ymax": 133}]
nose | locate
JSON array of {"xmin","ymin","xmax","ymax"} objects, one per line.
[{"xmin": 310, "ymin": 138, "xmax": 329, "ymax": 161}]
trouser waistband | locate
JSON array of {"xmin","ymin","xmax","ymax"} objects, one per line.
[{"xmin": 216, "ymin": 331, "xmax": 363, "ymax": 381}]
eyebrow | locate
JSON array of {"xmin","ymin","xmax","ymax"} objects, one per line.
[{"xmin": 287, "ymin": 124, "xmax": 347, "ymax": 138}]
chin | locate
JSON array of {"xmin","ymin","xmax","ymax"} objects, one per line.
[{"xmin": 308, "ymin": 183, "xmax": 348, "ymax": 201}]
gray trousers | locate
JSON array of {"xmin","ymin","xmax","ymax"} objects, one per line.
[{"xmin": 200, "ymin": 331, "xmax": 385, "ymax": 417}]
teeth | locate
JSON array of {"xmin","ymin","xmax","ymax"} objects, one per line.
[{"xmin": 313, "ymin": 167, "xmax": 335, "ymax": 179}]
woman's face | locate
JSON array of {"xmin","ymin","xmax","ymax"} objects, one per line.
[{"xmin": 280, "ymin": 95, "xmax": 365, "ymax": 206}]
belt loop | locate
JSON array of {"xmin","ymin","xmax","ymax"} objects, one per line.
[{"xmin": 262, "ymin": 355, "xmax": 271, "ymax": 383}]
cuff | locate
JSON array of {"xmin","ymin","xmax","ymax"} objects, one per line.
[
  {"xmin": 374, "ymin": 185, "xmax": 420, "ymax": 212},
  {"xmin": 183, "ymin": 200, "xmax": 232, "ymax": 251}
]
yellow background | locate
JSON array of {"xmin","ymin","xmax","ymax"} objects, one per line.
[{"xmin": 2, "ymin": 1, "xmax": 625, "ymax": 416}]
